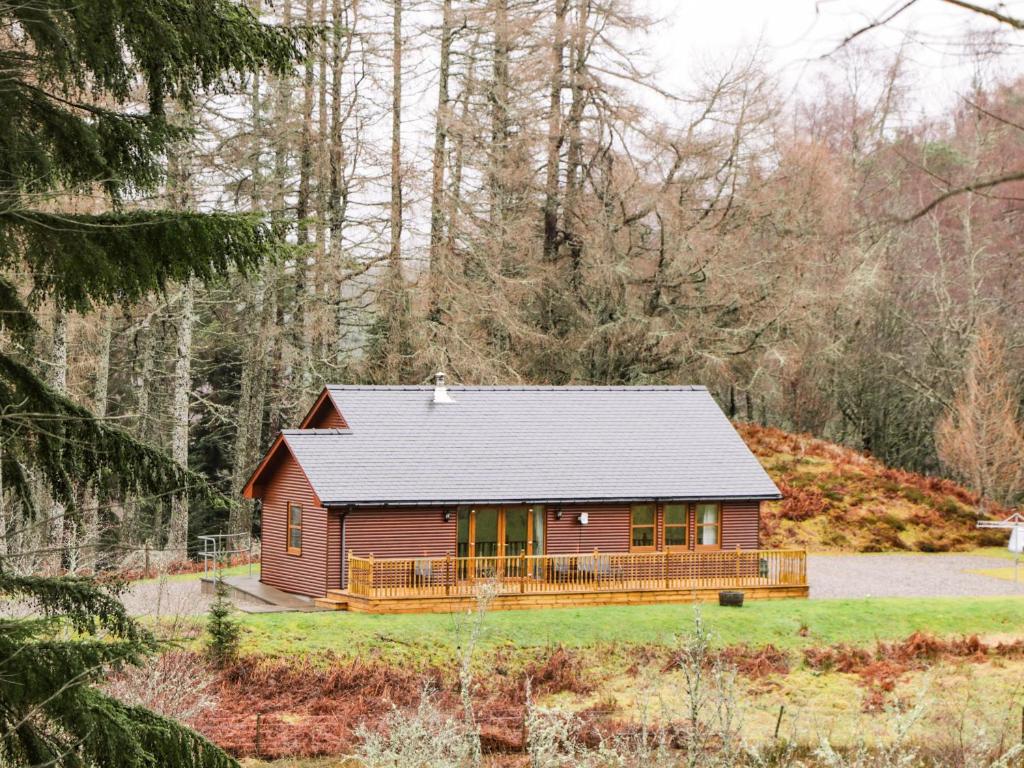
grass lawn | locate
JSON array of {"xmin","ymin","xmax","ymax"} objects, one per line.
[{"xmin": 237, "ymin": 595, "xmax": 1024, "ymax": 663}]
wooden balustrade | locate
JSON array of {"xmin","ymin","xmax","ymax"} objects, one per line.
[{"xmin": 345, "ymin": 548, "xmax": 807, "ymax": 600}]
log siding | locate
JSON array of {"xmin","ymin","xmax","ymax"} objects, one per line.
[
  {"xmin": 341, "ymin": 507, "xmax": 457, "ymax": 589},
  {"xmin": 259, "ymin": 447, "xmax": 331, "ymax": 597}
]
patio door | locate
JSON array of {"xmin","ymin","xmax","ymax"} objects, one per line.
[{"xmin": 456, "ymin": 506, "xmax": 545, "ymax": 560}]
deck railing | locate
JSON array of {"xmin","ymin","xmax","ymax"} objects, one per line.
[{"xmin": 345, "ymin": 548, "xmax": 806, "ymax": 599}]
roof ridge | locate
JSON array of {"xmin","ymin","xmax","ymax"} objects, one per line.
[
  {"xmin": 324, "ymin": 384, "xmax": 708, "ymax": 391},
  {"xmin": 282, "ymin": 428, "xmax": 351, "ymax": 435}
]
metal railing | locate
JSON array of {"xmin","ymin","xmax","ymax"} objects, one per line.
[
  {"xmin": 199, "ymin": 532, "xmax": 256, "ymax": 578},
  {"xmin": 346, "ymin": 548, "xmax": 806, "ymax": 599}
]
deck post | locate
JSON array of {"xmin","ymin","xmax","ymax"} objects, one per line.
[
  {"xmin": 368, "ymin": 553, "xmax": 375, "ymax": 597},
  {"xmin": 664, "ymin": 550, "xmax": 670, "ymax": 590},
  {"xmin": 593, "ymin": 548, "xmax": 599, "ymax": 588},
  {"xmin": 445, "ymin": 554, "xmax": 451, "ymax": 596},
  {"xmin": 520, "ymin": 552, "xmax": 526, "ymax": 593},
  {"xmin": 735, "ymin": 545, "xmax": 740, "ymax": 582}
]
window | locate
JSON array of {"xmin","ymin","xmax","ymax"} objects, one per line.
[
  {"xmin": 631, "ymin": 504, "xmax": 656, "ymax": 551},
  {"xmin": 665, "ymin": 503, "xmax": 688, "ymax": 549},
  {"xmin": 695, "ymin": 502, "xmax": 720, "ymax": 549},
  {"xmin": 287, "ymin": 503, "xmax": 302, "ymax": 554}
]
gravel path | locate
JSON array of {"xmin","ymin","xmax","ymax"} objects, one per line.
[
  {"xmin": 808, "ymin": 553, "xmax": 1024, "ymax": 599},
  {"xmin": 120, "ymin": 577, "xmax": 266, "ymax": 618}
]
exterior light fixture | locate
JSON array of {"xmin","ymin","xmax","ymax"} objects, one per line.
[
  {"xmin": 578, "ymin": 512, "xmax": 589, "ymax": 526},
  {"xmin": 554, "ymin": 508, "xmax": 563, "ymax": 521},
  {"xmin": 443, "ymin": 509, "xmax": 453, "ymax": 523}
]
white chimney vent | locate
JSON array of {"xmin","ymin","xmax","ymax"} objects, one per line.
[{"xmin": 433, "ymin": 371, "xmax": 455, "ymax": 404}]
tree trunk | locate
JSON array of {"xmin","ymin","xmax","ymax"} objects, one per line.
[
  {"xmin": 296, "ymin": 0, "xmax": 316, "ymax": 392},
  {"xmin": 562, "ymin": 0, "xmax": 589, "ymax": 295},
  {"xmin": 428, "ymin": 0, "xmax": 453, "ymax": 320},
  {"xmin": 389, "ymin": 0, "xmax": 403, "ymax": 271},
  {"xmin": 167, "ymin": 281, "xmax": 194, "ymax": 554},
  {"xmin": 543, "ymin": 0, "xmax": 567, "ymax": 261},
  {"xmin": 488, "ymin": 0, "xmax": 510, "ymax": 238},
  {"xmin": 48, "ymin": 308, "xmax": 68, "ymax": 570},
  {"xmin": 79, "ymin": 307, "xmax": 112, "ymax": 571}
]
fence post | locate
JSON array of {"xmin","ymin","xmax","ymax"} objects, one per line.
[
  {"xmin": 254, "ymin": 712, "xmax": 262, "ymax": 759},
  {"xmin": 144, "ymin": 542, "xmax": 151, "ymax": 579}
]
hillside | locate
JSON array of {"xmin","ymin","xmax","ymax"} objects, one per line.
[{"xmin": 738, "ymin": 424, "xmax": 1010, "ymax": 553}]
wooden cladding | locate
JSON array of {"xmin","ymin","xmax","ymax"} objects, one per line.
[
  {"xmin": 342, "ymin": 507, "xmax": 457, "ymax": 589},
  {"xmin": 547, "ymin": 501, "xmax": 757, "ymax": 555},
  {"xmin": 258, "ymin": 476, "xmax": 763, "ymax": 597},
  {"xmin": 259, "ymin": 448, "xmax": 333, "ymax": 597},
  {"xmin": 345, "ymin": 548, "xmax": 806, "ymax": 600}
]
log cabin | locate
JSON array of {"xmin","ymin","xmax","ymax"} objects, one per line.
[{"xmin": 242, "ymin": 375, "xmax": 807, "ymax": 613}]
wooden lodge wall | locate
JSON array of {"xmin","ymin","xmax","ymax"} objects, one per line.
[
  {"xmin": 259, "ymin": 448, "xmax": 338, "ymax": 597},
  {"xmin": 258, "ymin": 450, "xmax": 763, "ymax": 596}
]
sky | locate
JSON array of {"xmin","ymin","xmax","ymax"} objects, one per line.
[{"xmin": 644, "ymin": 0, "xmax": 1024, "ymax": 115}]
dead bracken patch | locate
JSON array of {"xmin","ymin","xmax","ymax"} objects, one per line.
[
  {"xmin": 737, "ymin": 422, "xmax": 1011, "ymax": 552},
  {"xmin": 802, "ymin": 632, "xmax": 1021, "ymax": 711}
]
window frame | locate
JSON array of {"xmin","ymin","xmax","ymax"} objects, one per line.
[
  {"xmin": 286, "ymin": 502, "xmax": 303, "ymax": 555},
  {"xmin": 630, "ymin": 503, "xmax": 657, "ymax": 552},
  {"xmin": 663, "ymin": 503, "xmax": 690, "ymax": 551},
  {"xmin": 694, "ymin": 502, "xmax": 721, "ymax": 551}
]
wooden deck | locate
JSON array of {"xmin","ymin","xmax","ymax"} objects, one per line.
[{"xmin": 315, "ymin": 548, "xmax": 808, "ymax": 613}]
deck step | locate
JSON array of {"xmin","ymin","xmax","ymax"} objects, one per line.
[{"xmin": 314, "ymin": 595, "xmax": 349, "ymax": 611}]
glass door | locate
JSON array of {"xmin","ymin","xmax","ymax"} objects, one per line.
[
  {"xmin": 457, "ymin": 506, "xmax": 545, "ymax": 581},
  {"xmin": 474, "ymin": 507, "xmax": 500, "ymax": 558},
  {"xmin": 504, "ymin": 507, "xmax": 529, "ymax": 556}
]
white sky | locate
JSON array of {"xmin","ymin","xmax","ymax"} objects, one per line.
[{"xmin": 644, "ymin": 0, "xmax": 1024, "ymax": 114}]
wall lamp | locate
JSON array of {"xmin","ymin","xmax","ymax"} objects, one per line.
[
  {"xmin": 443, "ymin": 509, "xmax": 453, "ymax": 523},
  {"xmin": 554, "ymin": 508, "xmax": 563, "ymax": 521},
  {"xmin": 578, "ymin": 511, "xmax": 589, "ymax": 526}
]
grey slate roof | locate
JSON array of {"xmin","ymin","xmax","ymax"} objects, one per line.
[{"xmin": 278, "ymin": 385, "xmax": 780, "ymax": 506}]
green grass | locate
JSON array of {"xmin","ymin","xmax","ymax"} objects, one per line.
[
  {"xmin": 237, "ymin": 596, "xmax": 1024, "ymax": 664},
  {"xmin": 968, "ymin": 546, "xmax": 1021, "ymax": 562}
]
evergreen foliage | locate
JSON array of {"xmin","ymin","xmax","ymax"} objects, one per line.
[
  {"xmin": 0, "ymin": 2, "xmax": 302, "ymax": 766},
  {"xmin": 0, "ymin": 0, "xmax": 303, "ymax": 525},
  {"xmin": 0, "ymin": 570, "xmax": 236, "ymax": 767},
  {"xmin": 206, "ymin": 577, "xmax": 241, "ymax": 667}
]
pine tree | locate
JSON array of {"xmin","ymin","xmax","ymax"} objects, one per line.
[
  {"xmin": 206, "ymin": 577, "xmax": 241, "ymax": 668},
  {"xmin": 0, "ymin": 569, "xmax": 236, "ymax": 767},
  {"xmin": 0, "ymin": 2, "xmax": 302, "ymax": 766},
  {"xmin": 0, "ymin": 0, "xmax": 302, "ymax": 534}
]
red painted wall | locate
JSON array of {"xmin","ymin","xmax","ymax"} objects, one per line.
[
  {"xmin": 259, "ymin": 447, "xmax": 336, "ymax": 597},
  {"xmin": 341, "ymin": 507, "xmax": 457, "ymax": 588},
  {"xmin": 545, "ymin": 504, "xmax": 631, "ymax": 554},
  {"xmin": 544, "ymin": 501, "xmax": 761, "ymax": 554},
  {"xmin": 721, "ymin": 500, "xmax": 760, "ymax": 549},
  {"xmin": 259, "ymin": 495, "xmax": 764, "ymax": 596}
]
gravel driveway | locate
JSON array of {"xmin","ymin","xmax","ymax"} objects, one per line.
[{"xmin": 809, "ymin": 553, "xmax": 1024, "ymax": 599}]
